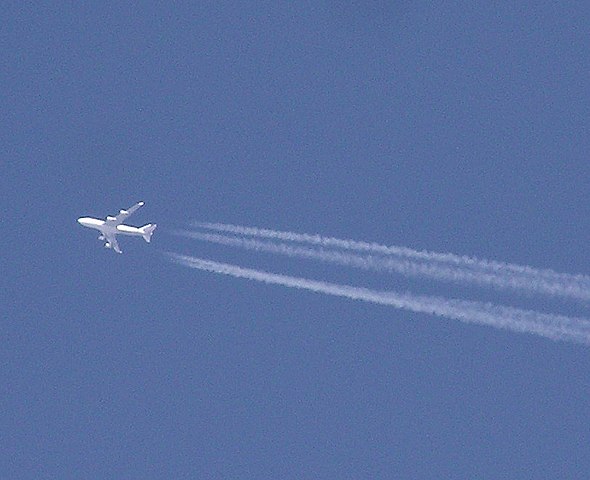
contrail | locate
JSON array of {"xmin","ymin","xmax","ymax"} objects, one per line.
[
  {"xmin": 167, "ymin": 252, "xmax": 590, "ymax": 345},
  {"xmin": 192, "ymin": 222, "xmax": 590, "ymax": 284},
  {"xmin": 178, "ymin": 229, "xmax": 590, "ymax": 302}
]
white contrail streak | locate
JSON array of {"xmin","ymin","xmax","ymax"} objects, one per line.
[
  {"xmin": 168, "ymin": 253, "xmax": 590, "ymax": 345},
  {"xmin": 178, "ymin": 229, "xmax": 590, "ymax": 301},
  {"xmin": 191, "ymin": 222, "xmax": 585, "ymax": 282}
]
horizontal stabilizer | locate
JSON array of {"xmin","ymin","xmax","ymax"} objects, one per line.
[{"xmin": 141, "ymin": 224, "xmax": 157, "ymax": 243}]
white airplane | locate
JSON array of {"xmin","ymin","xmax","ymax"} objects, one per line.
[{"xmin": 77, "ymin": 201, "xmax": 157, "ymax": 254}]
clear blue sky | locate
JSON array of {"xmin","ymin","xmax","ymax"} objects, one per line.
[{"xmin": 2, "ymin": 2, "xmax": 590, "ymax": 478}]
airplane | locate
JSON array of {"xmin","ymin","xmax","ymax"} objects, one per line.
[{"xmin": 77, "ymin": 201, "xmax": 157, "ymax": 254}]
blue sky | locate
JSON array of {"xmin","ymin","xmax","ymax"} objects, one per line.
[{"xmin": 2, "ymin": 2, "xmax": 590, "ymax": 478}]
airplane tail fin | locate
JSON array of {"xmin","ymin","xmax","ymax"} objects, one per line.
[{"xmin": 141, "ymin": 223, "xmax": 157, "ymax": 243}]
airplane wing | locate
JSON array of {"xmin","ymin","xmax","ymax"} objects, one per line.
[
  {"xmin": 106, "ymin": 233, "xmax": 122, "ymax": 254},
  {"xmin": 105, "ymin": 201, "xmax": 144, "ymax": 226}
]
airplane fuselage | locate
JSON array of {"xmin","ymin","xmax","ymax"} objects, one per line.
[
  {"xmin": 77, "ymin": 217, "xmax": 145, "ymax": 237},
  {"xmin": 77, "ymin": 201, "xmax": 156, "ymax": 254}
]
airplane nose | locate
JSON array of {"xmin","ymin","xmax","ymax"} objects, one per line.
[{"xmin": 77, "ymin": 218, "xmax": 83, "ymax": 224}]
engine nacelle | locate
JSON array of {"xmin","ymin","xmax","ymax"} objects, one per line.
[
  {"xmin": 120, "ymin": 209, "xmax": 128, "ymax": 215},
  {"xmin": 106, "ymin": 216, "xmax": 117, "ymax": 221},
  {"xmin": 105, "ymin": 243, "xmax": 111, "ymax": 249}
]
